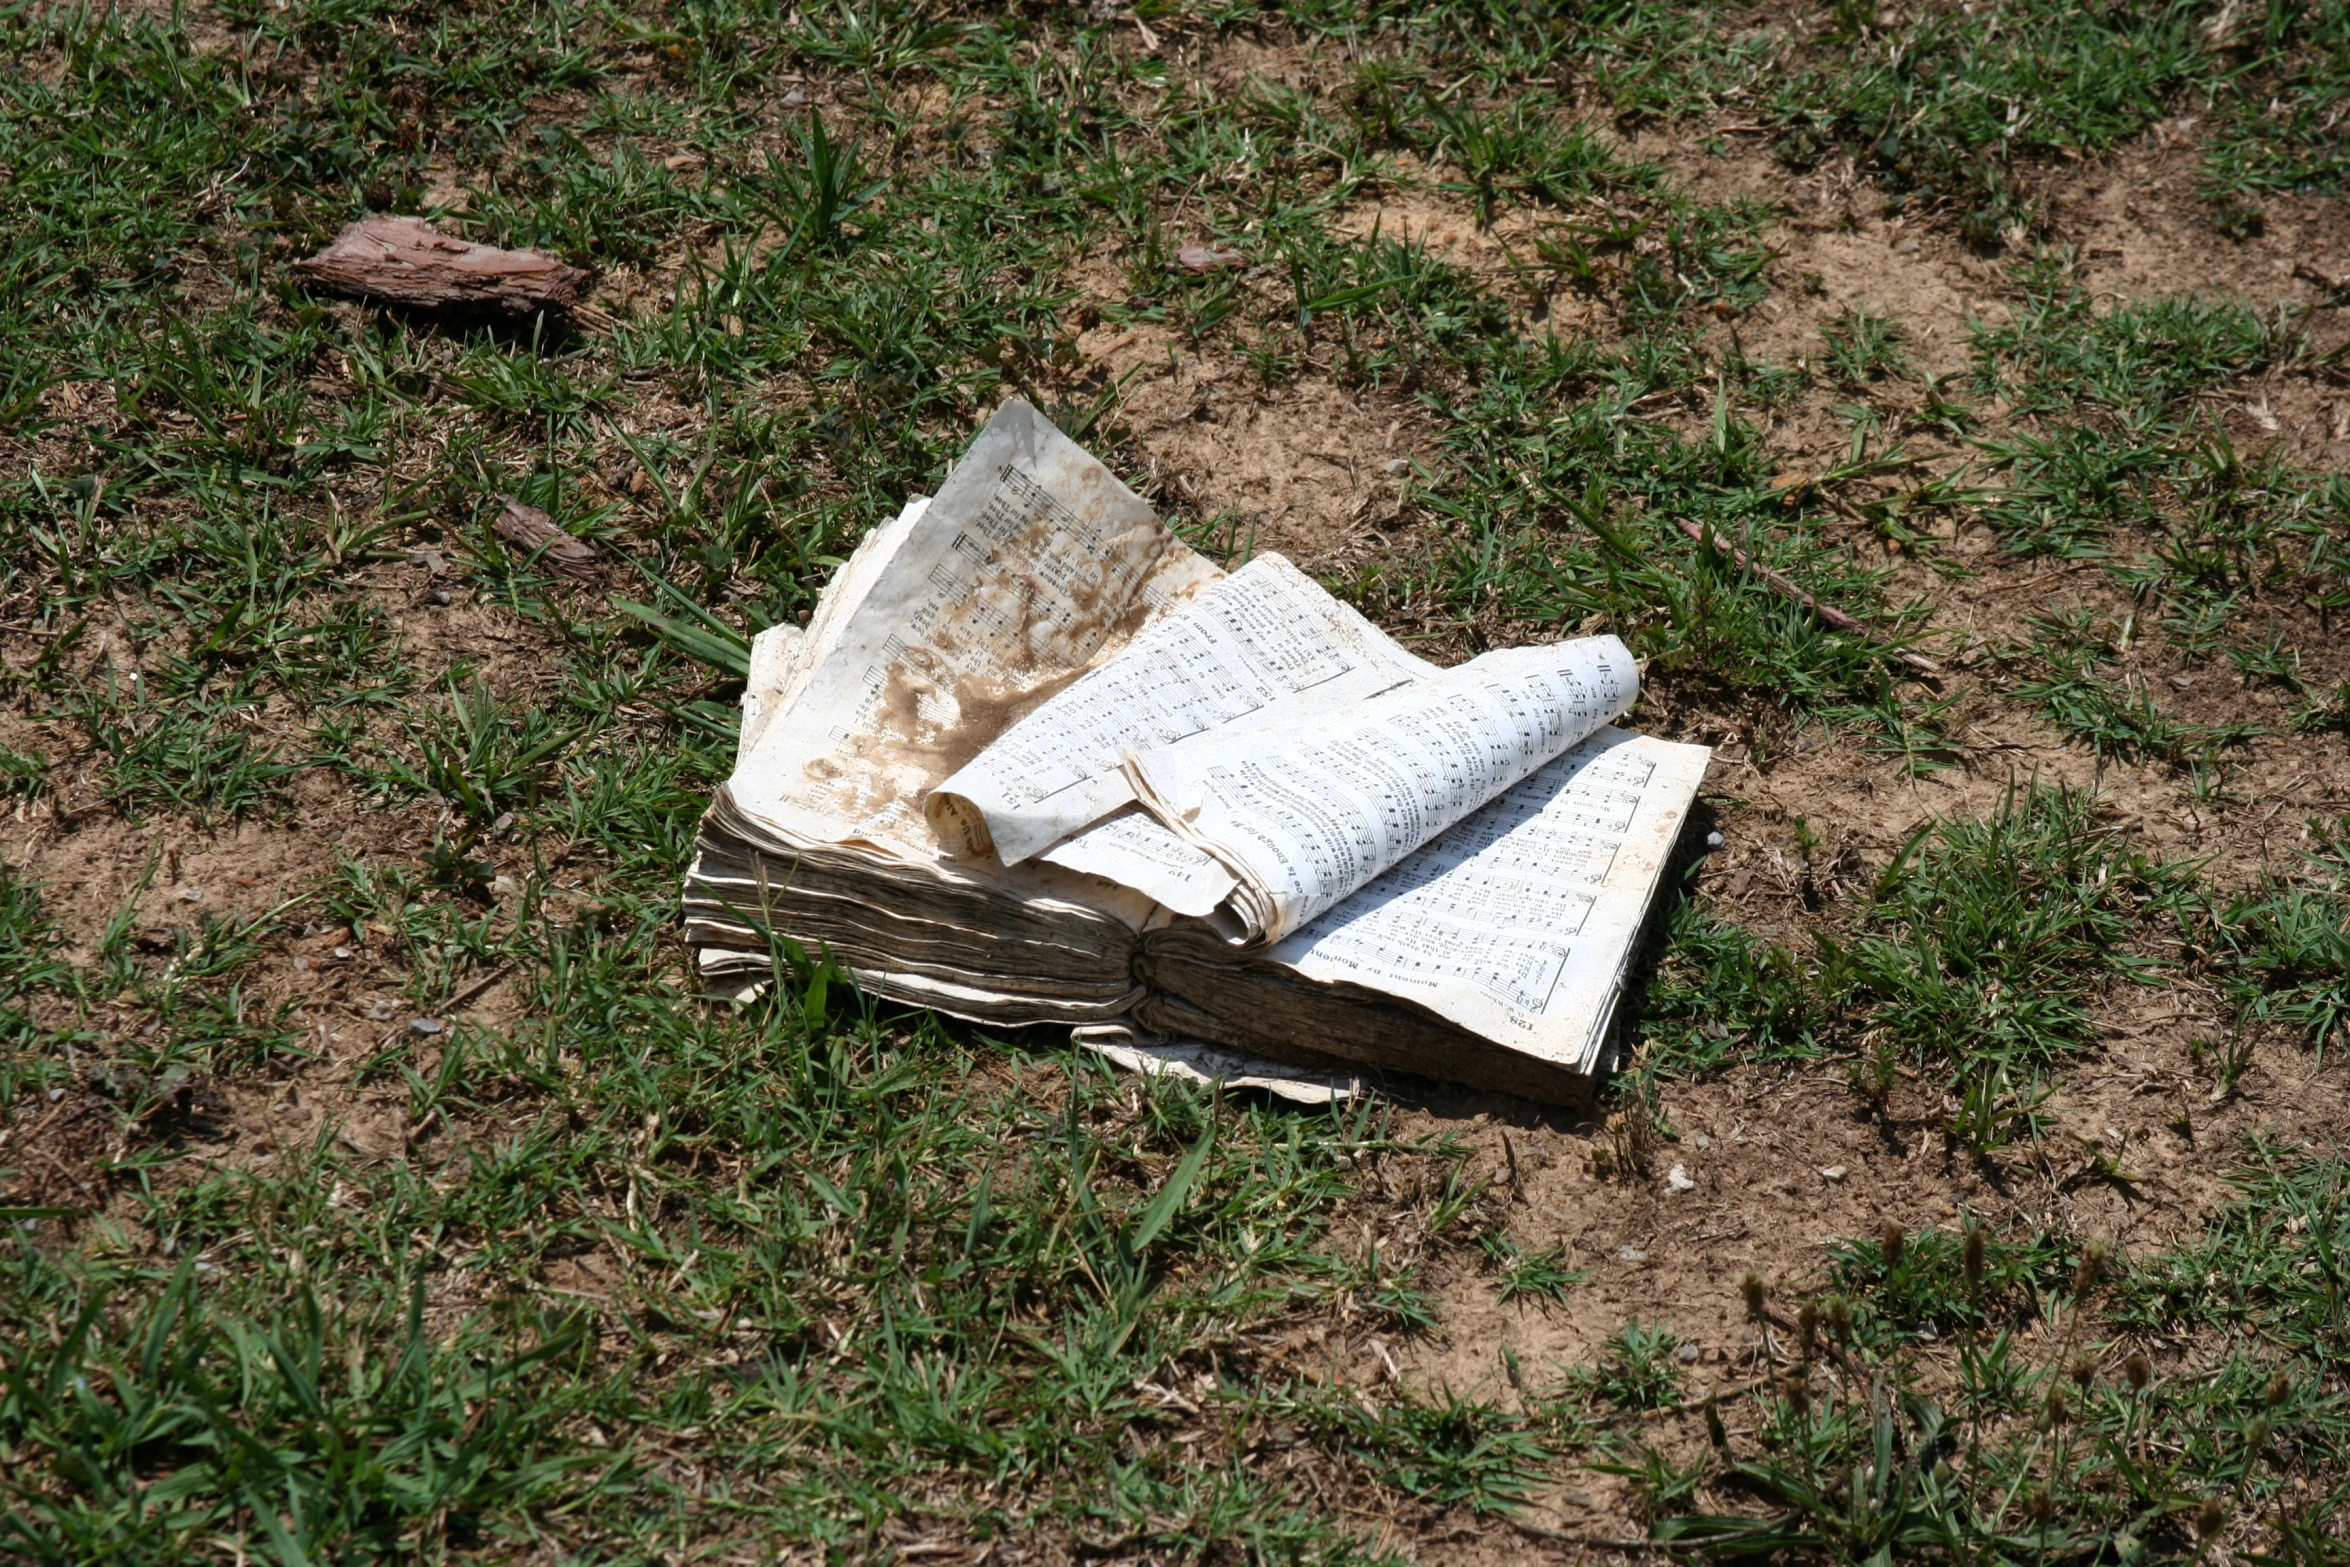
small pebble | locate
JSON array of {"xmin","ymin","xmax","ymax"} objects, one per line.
[
  {"xmin": 426, "ymin": 588, "xmax": 453, "ymax": 606},
  {"xmin": 411, "ymin": 1016, "xmax": 444, "ymax": 1036},
  {"xmin": 368, "ymin": 1000, "xmax": 397, "ymax": 1021},
  {"xmin": 1616, "ymin": 1244, "xmax": 1647, "ymax": 1263},
  {"xmin": 1676, "ymin": 1342, "xmax": 1702, "ymax": 1363},
  {"xmin": 1666, "ymin": 1163, "xmax": 1695, "ymax": 1192},
  {"xmin": 1821, "ymin": 1165, "xmax": 1848, "ymax": 1182},
  {"xmin": 47, "ymin": 1087, "xmax": 65, "ymax": 1102},
  {"xmin": 334, "ymin": 946, "xmax": 353, "ymax": 960},
  {"xmin": 1705, "ymin": 830, "xmax": 1725, "ymax": 848}
]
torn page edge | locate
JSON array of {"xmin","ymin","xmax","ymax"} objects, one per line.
[{"xmin": 1071, "ymin": 1024, "xmax": 1359, "ymax": 1105}]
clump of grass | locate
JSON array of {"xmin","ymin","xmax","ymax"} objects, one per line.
[
  {"xmin": 0, "ymin": 742, "xmax": 47, "ymax": 798},
  {"xmin": 1644, "ymin": 785, "xmax": 2192, "ymax": 1088},
  {"xmin": 1823, "ymin": 1222, "xmax": 2074, "ymax": 1344},
  {"xmin": 1972, "ymin": 251, "xmax": 2293, "ymax": 419},
  {"xmin": 0, "ymin": 1260, "xmax": 612, "ymax": 1562},
  {"xmin": 1308, "ymin": 1388, "xmax": 1553, "ymax": 1514},
  {"xmin": 1821, "ymin": 305, "xmax": 1909, "ymax": 385},
  {"xmin": 2212, "ymin": 821, "xmax": 2350, "ymax": 1061},
  {"xmin": 1636, "ymin": 896, "xmax": 1823, "ymax": 1071},
  {"xmin": 1776, "ymin": 5, "xmax": 2199, "ymax": 233},
  {"xmin": 373, "ymin": 675, "xmax": 585, "ymax": 825},
  {"xmin": 1480, "ymin": 1233, "xmax": 1590, "ymax": 1306},
  {"xmin": 1831, "ymin": 784, "xmax": 2194, "ymax": 1071},
  {"xmin": 2197, "ymin": 5, "xmax": 2350, "ymax": 203},
  {"xmin": 2004, "ymin": 606, "xmax": 2270, "ymax": 767},
  {"xmin": 1567, "ymin": 1321, "xmax": 1685, "ymax": 1413},
  {"xmin": 57, "ymin": 680, "xmax": 297, "ymax": 821}
]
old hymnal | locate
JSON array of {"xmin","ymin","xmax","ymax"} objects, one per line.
[{"xmin": 684, "ymin": 399, "xmax": 1710, "ymax": 1105}]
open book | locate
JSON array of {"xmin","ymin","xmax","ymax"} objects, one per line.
[{"xmin": 684, "ymin": 399, "xmax": 1710, "ymax": 1105}]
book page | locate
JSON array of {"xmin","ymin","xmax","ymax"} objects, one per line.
[
  {"xmin": 925, "ymin": 552, "xmax": 1432, "ymax": 865},
  {"xmin": 737, "ymin": 622, "xmax": 805, "ymax": 758},
  {"xmin": 1263, "ymin": 727, "xmax": 1710, "ymax": 1074},
  {"xmin": 766, "ymin": 494, "xmax": 929, "ymax": 727},
  {"xmin": 725, "ymin": 398, "xmax": 1217, "ymax": 855},
  {"xmin": 1125, "ymin": 636, "xmax": 1639, "ymax": 941},
  {"xmin": 1036, "ymin": 805, "xmax": 1239, "ymax": 918},
  {"xmin": 1071, "ymin": 1023, "xmax": 1360, "ymax": 1105}
]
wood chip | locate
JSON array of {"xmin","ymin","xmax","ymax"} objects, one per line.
[
  {"xmin": 493, "ymin": 495, "xmax": 600, "ymax": 577},
  {"xmin": 292, "ymin": 215, "xmax": 593, "ymax": 316},
  {"xmin": 1177, "ymin": 243, "xmax": 1246, "ymax": 273}
]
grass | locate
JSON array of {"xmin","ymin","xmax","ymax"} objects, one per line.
[
  {"xmin": 1641, "ymin": 785, "xmax": 2194, "ymax": 1089},
  {"xmin": 1642, "ymin": 1148, "xmax": 2350, "ymax": 1562},
  {"xmin": 1971, "ymin": 253, "xmax": 2294, "ymax": 422},
  {"xmin": 4, "ymin": 907, "xmax": 1491, "ymax": 1558},
  {"xmin": 1, "ymin": 0, "xmax": 2347, "ymax": 1559}
]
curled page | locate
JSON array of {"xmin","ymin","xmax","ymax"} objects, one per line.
[
  {"xmin": 737, "ymin": 622, "xmax": 806, "ymax": 758},
  {"xmin": 1125, "ymin": 635, "xmax": 1639, "ymax": 942},
  {"xmin": 765, "ymin": 494, "xmax": 929, "ymax": 732},
  {"xmin": 1268, "ymin": 727, "xmax": 1709, "ymax": 1074},
  {"xmin": 727, "ymin": 399, "xmax": 1217, "ymax": 854},
  {"xmin": 926, "ymin": 553, "xmax": 1430, "ymax": 865},
  {"xmin": 1040, "ymin": 807, "xmax": 1238, "ymax": 918}
]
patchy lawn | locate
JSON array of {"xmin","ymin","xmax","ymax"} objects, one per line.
[{"xmin": 5, "ymin": 1, "xmax": 2350, "ymax": 1561}]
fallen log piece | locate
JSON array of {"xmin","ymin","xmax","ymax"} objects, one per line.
[
  {"xmin": 2295, "ymin": 261, "xmax": 2350, "ymax": 297},
  {"xmin": 293, "ymin": 216, "xmax": 592, "ymax": 316},
  {"xmin": 493, "ymin": 496, "xmax": 600, "ymax": 577}
]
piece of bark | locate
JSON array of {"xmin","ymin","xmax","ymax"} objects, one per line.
[
  {"xmin": 1676, "ymin": 517, "xmax": 1942, "ymax": 681},
  {"xmin": 493, "ymin": 496, "xmax": 599, "ymax": 577},
  {"xmin": 2294, "ymin": 261, "xmax": 2350, "ymax": 296},
  {"xmin": 293, "ymin": 216, "xmax": 592, "ymax": 316}
]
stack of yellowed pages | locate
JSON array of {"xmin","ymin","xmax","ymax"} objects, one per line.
[{"xmin": 683, "ymin": 399, "xmax": 1710, "ymax": 1105}]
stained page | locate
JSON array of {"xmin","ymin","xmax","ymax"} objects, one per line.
[
  {"xmin": 737, "ymin": 622, "xmax": 805, "ymax": 757},
  {"xmin": 1264, "ymin": 727, "xmax": 1710, "ymax": 1073},
  {"xmin": 926, "ymin": 552, "xmax": 1431, "ymax": 865},
  {"xmin": 764, "ymin": 494, "xmax": 929, "ymax": 729},
  {"xmin": 1125, "ymin": 636, "xmax": 1640, "ymax": 941},
  {"xmin": 725, "ymin": 398, "xmax": 1217, "ymax": 855}
]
